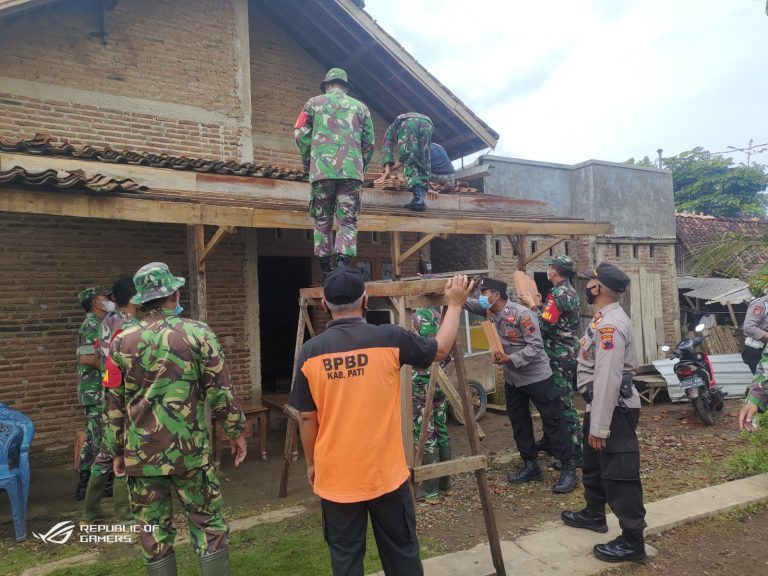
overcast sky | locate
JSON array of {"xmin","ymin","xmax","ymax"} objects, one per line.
[{"xmin": 364, "ymin": 0, "xmax": 768, "ymax": 166}]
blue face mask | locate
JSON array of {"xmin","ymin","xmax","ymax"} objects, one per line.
[
  {"xmin": 478, "ymin": 295, "xmax": 493, "ymax": 310},
  {"xmin": 175, "ymin": 304, "xmax": 184, "ymax": 316}
]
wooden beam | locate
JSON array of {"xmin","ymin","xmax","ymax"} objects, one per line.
[
  {"xmin": 397, "ymin": 233, "xmax": 437, "ymax": 269},
  {"xmin": 726, "ymin": 302, "xmax": 738, "ymax": 328},
  {"xmin": 391, "ymin": 231, "xmax": 402, "ymax": 278},
  {"xmin": 523, "ymin": 236, "xmax": 568, "ymax": 266},
  {"xmin": 413, "ymin": 455, "xmax": 487, "ymax": 483},
  {"xmin": 199, "ymin": 225, "xmax": 236, "ymax": 270},
  {"xmin": 186, "ymin": 225, "xmax": 208, "ymax": 322},
  {"xmin": 300, "ymin": 278, "xmax": 450, "ymax": 300}
]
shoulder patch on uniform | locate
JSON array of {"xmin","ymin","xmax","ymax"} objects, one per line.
[
  {"xmin": 593, "ymin": 312, "xmax": 604, "ymax": 326},
  {"xmin": 520, "ymin": 316, "xmax": 535, "ymax": 334},
  {"xmin": 600, "ymin": 331, "xmax": 614, "ymax": 350},
  {"xmin": 599, "ymin": 327, "xmax": 615, "ymax": 335},
  {"xmin": 755, "ymin": 305, "xmax": 763, "ymax": 315},
  {"xmin": 294, "ymin": 110, "xmax": 309, "ymax": 129}
]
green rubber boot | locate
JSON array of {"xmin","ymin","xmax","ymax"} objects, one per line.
[
  {"xmin": 415, "ymin": 452, "xmax": 440, "ymax": 504},
  {"xmin": 146, "ymin": 552, "xmax": 177, "ymax": 576},
  {"xmin": 200, "ymin": 547, "xmax": 230, "ymax": 576},
  {"xmin": 113, "ymin": 476, "xmax": 134, "ymax": 524},
  {"xmin": 81, "ymin": 470, "xmax": 107, "ymax": 522},
  {"xmin": 438, "ymin": 445, "xmax": 453, "ymax": 495}
]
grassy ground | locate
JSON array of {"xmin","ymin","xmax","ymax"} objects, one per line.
[{"xmin": 36, "ymin": 510, "xmax": 444, "ymax": 576}]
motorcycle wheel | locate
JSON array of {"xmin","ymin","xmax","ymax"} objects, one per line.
[
  {"xmin": 448, "ymin": 380, "xmax": 487, "ymax": 422},
  {"xmin": 692, "ymin": 395, "xmax": 714, "ymax": 426},
  {"xmin": 711, "ymin": 388, "xmax": 724, "ymax": 411}
]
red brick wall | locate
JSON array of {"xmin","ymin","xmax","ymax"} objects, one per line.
[{"xmin": 0, "ymin": 213, "xmax": 252, "ymax": 458}]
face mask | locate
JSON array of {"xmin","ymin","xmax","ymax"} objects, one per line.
[
  {"xmin": 175, "ymin": 304, "xmax": 184, "ymax": 316},
  {"xmin": 479, "ymin": 294, "xmax": 494, "ymax": 310},
  {"xmin": 585, "ymin": 285, "xmax": 599, "ymax": 305},
  {"xmin": 102, "ymin": 300, "xmax": 116, "ymax": 313}
]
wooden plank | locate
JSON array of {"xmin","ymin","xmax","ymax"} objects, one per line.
[
  {"xmin": 391, "ymin": 231, "xmax": 402, "ymax": 278},
  {"xmin": 522, "ymin": 236, "xmax": 567, "ymax": 266},
  {"xmin": 186, "ymin": 225, "xmax": 207, "ymax": 321},
  {"xmin": 300, "ymin": 278, "xmax": 450, "ymax": 300},
  {"xmin": 199, "ymin": 225, "xmax": 235, "ymax": 268},
  {"xmin": 450, "ymin": 340, "xmax": 506, "ymax": 576},
  {"xmin": 627, "ymin": 271, "xmax": 644, "ymax": 363},
  {"xmin": 413, "ymin": 455, "xmax": 487, "ymax": 482},
  {"xmin": 482, "ymin": 321, "xmax": 505, "ymax": 357},
  {"xmin": 398, "ymin": 233, "xmax": 437, "ymax": 266}
]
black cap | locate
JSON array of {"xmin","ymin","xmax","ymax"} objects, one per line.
[
  {"xmin": 323, "ymin": 265, "xmax": 366, "ymax": 304},
  {"xmin": 478, "ymin": 277, "xmax": 507, "ymax": 294},
  {"xmin": 579, "ymin": 262, "xmax": 630, "ymax": 293}
]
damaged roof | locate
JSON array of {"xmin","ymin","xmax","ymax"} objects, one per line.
[{"xmin": 0, "ymin": 165, "xmax": 147, "ymax": 193}]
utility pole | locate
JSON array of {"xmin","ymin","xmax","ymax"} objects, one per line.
[{"xmin": 726, "ymin": 138, "xmax": 768, "ymax": 166}]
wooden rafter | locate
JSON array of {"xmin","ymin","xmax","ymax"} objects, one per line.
[
  {"xmin": 198, "ymin": 225, "xmax": 236, "ymax": 271},
  {"xmin": 523, "ymin": 236, "xmax": 568, "ymax": 266}
]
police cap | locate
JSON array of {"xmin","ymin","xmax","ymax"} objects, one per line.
[
  {"xmin": 579, "ymin": 262, "xmax": 630, "ymax": 293},
  {"xmin": 478, "ymin": 277, "xmax": 507, "ymax": 295}
]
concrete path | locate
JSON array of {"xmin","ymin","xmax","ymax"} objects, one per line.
[{"xmin": 373, "ymin": 473, "xmax": 768, "ymax": 576}]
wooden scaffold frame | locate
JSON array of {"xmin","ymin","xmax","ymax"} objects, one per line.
[{"xmin": 276, "ymin": 276, "xmax": 506, "ymax": 576}]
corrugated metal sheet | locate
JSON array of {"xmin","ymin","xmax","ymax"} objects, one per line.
[
  {"xmin": 652, "ymin": 354, "xmax": 753, "ymax": 401},
  {"xmin": 678, "ymin": 276, "xmax": 753, "ymax": 304}
]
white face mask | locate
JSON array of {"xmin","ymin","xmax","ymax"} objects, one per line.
[{"xmin": 102, "ymin": 300, "xmax": 116, "ymax": 313}]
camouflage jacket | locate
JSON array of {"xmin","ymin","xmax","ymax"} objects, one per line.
[
  {"xmin": 99, "ymin": 309, "xmax": 133, "ymax": 369},
  {"xmin": 747, "ymin": 350, "xmax": 768, "ymax": 410},
  {"xmin": 294, "ymin": 87, "xmax": 374, "ymax": 183},
  {"xmin": 77, "ymin": 313, "xmax": 103, "ymax": 406},
  {"xmin": 534, "ymin": 280, "xmax": 580, "ymax": 360},
  {"xmin": 104, "ymin": 308, "xmax": 245, "ymax": 476},
  {"xmin": 380, "ymin": 113, "xmax": 433, "ymax": 167}
]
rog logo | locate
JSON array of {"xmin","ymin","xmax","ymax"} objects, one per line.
[{"xmin": 33, "ymin": 521, "xmax": 76, "ymax": 544}]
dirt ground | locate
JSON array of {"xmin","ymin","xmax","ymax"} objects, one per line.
[
  {"xmin": 606, "ymin": 504, "xmax": 768, "ymax": 576},
  {"xmin": 0, "ymin": 397, "xmax": 750, "ymax": 562}
]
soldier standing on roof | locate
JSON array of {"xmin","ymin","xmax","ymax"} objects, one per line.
[
  {"xmin": 295, "ymin": 68, "xmax": 375, "ymax": 279},
  {"xmin": 521, "ymin": 255, "xmax": 583, "ymax": 468},
  {"xmin": 74, "ymin": 285, "xmax": 113, "ymax": 501},
  {"xmin": 104, "ymin": 262, "xmax": 247, "ymax": 576},
  {"xmin": 741, "ymin": 287, "xmax": 768, "ymax": 374},
  {"xmin": 377, "ymin": 112, "xmax": 434, "ymax": 212}
]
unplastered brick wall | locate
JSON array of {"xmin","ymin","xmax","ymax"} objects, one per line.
[
  {"xmin": 248, "ymin": 2, "xmax": 393, "ymax": 173},
  {"xmin": 0, "ymin": 0, "xmax": 244, "ymax": 159},
  {"xmin": 0, "ymin": 213, "xmax": 252, "ymax": 460}
]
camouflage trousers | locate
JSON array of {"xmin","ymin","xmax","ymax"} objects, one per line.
[
  {"xmin": 310, "ymin": 179, "xmax": 361, "ymax": 258},
  {"xmin": 79, "ymin": 403, "xmax": 103, "ymax": 472},
  {"xmin": 127, "ymin": 464, "xmax": 228, "ymax": 562},
  {"xmin": 412, "ymin": 374, "xmax": 450, "ymax": 455},
  {"xmin": 550, "ymin": 358, "xmax": 581, "ymax": 445},
  {"xmin": 402, "ymin": 118, "xmax": 433, "ymax": 191}
]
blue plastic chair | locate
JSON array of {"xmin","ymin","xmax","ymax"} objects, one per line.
[{"xmin": 0, "ymin": 403, "xmax": 34, "ymax": 541}]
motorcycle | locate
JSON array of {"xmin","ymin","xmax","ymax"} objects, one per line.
[{"xmin": 661, "ymin": 324, "xmax": 725, "ymax": 426}]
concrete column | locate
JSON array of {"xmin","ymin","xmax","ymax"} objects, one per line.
[
  {"xmin": 233, "ymin": 0, "xmax": 254, "ymax": 163},
  {"xmin": 244, "ymin": 229, "xmax": 262, "ymax": 403}
]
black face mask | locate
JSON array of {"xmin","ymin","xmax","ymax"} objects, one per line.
[{"xmin": 585, "ymin": 285, "xmax": 599, "ymax": 305}]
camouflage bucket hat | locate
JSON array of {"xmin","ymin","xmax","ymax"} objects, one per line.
[
  {"xmin": 320, "ymin": 67, "xmax": 352, "ymax": 92},
  {"xmin": 78, "ymin": 286, "xmax": 103, "ymax": 305},
  {"xmin": 545, "ymin": 255, "xmax": 574, "ymax": 271},
  {"xmin": 130, "ymin": 262, "xmax": 186, "ymax": 305}
]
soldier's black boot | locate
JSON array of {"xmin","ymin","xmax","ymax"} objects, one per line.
[
  {"xmin": 438, "ymin": 445, "xmax": 453, "ymax": 496},
  {"xmin": 103, "ymin": 470, "xmax": 115, "ymax": 497},
  {"xmin": 408, "ymin": 187, "xmax": 426, "ymax": 212},
  {"xmin": 507, "ymin": 459, "xmax": 542, "ymax": 483},
  {"xmin": 561, "ymin": 508, "xmax": 608, "ymax": 533},
  {"xmin": 199, "ymin": 546, "xmax": 230, "ymax": 576},
  {"xmin": 74, "ymin": 469, "xmax": 90, "ymax": 501},
  {"xmin": 335, "ymin": 254, "xmax": 351, "ymax": 268},
  {"xmin": 593, "ymin": 534, "xmax": 646, "ymax": 563},
  {"xmin": 319, "ymin": 256, "xmax": 333, "ymax": 281},
  {"xmin": 146, "ymin": 551, "xmax": 177, "ymax": 576},
  {"xmin": 552, "ymin": 465, "xmax": 580, "ymax": 493}
]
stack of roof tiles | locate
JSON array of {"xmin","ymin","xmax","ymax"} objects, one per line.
[
  {"xmin": 0, "ymin": 134, "xmax": 310, "ymax": 181},
  {"xmin": 0, "ymin": 166, "xmax": 148, "ymax": 193}
]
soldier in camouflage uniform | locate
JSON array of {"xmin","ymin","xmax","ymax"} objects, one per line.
[
  {"xmin": 521, "ymin": 256, "xmax": 582, "ymax": 467},
  {"xmin": 75, "ymin": 285, "xmax": 113, "ymax": 500},
  {"xmin": 379, "ymin": 112, "xmax": 434, "ymax": 212},
  {"xmin": 411, "ymin": 308, "xmax": 453, "ymax": 503},
  {"xmin": 295, "ymin": 68, "xmax": 375, "ymax": 278},
  {"xmin": 82, "ymin": 276, "xmax": 139, "ymax": 524},
  {"xmin": 104, "ymin": 263, "xmax": 246, "ymax": 576}
]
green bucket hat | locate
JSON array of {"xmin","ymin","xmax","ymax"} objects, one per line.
[
  {"xmin": 130, "ymin": 262, "xmax": 186, "ymax": 305},
  {"xmin": 545, "ymin": 255, "xmax": 574, "ymax": 271},
  {"xmin": 78, "ymin": 285, "xmax": 106, "ymax": 305},
  {"xmin": 320, "ymin": 68, "xmax": 352, "ymax": 92}
]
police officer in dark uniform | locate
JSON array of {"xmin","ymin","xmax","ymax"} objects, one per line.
[
  {"xmin": 466, "ymin": 277, "xmax": 578, "ymax": 494},
  {"xmin": 561, "ymin": 263, "xmax": 647, "ymax": 563}
]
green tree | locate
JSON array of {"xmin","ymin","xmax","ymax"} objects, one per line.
[
  {"xmin": 664, "ymin": 147, "xmax": 768, "ymax": 218},
  {"xmin": 623, "ymin": 156, "xmax": 656, "ymax": 168},
  {"xmin": 691, "ymin": 228, "xmax": 768, "ymax": 295}
]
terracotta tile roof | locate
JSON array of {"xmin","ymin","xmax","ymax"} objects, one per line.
[
  {"xmin": 0, "ymin": 166, "xmax": 147, "ymax": 193},
  {"xmin": 0, "ymin": 134, "xmax": 310, "ymax": 182}
]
